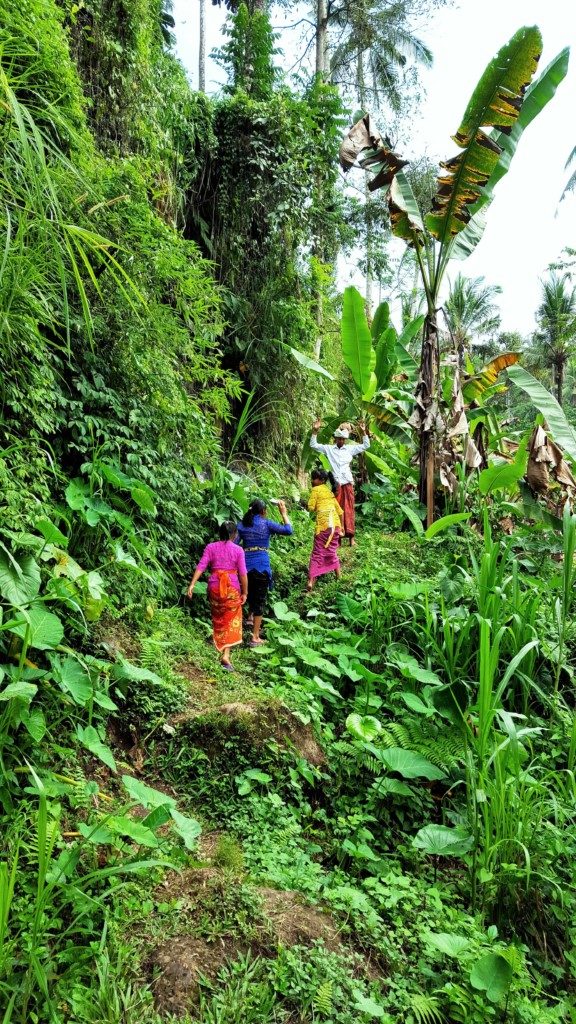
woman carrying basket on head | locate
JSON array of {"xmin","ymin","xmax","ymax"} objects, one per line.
[
  {"xmin": 187, "ymin": 521, "xmax": 248, "ymax": 671},
  {"xmin": 307, "ymin": 469, "xmax": 343, "ymax": 592},
  {"xmin": 236, "ymin": 498, "xmax": 293, "ymax": 646}
]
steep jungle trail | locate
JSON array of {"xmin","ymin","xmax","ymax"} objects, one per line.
[
  {"xmin": 96, "ymin": 525, "xmax": 456, "ymax": 1018},
  {"xmin": 78, "ymin": 518, "xmax": 573, "ymax": 1023}
]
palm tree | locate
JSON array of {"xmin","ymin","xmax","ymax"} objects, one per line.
[
  {"xmin": 329, "ymin": 0, "xmax": 433, "ymax": 310},
  {"xmin": 328, "ymin": 0, "xmax": 433, "ymax": 110},
  {"xmin": 534, "ymin": 273, "xmax": 576, "ymax": 407},
  {"xmin": 444, "ymin": 273, "xmax": 502, "ymax": 366}
]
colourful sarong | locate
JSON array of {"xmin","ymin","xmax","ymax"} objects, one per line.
[
  {"xmin": 335, "ymin": 483, "xmax": 355, "ymax": 537},
  {"xmin": 209, "ymin": 570, "xmax": 243, "ymax": 651},
  {"xmin": 309, "ymin": 528, "xmax": 341, "ymax": 580}
]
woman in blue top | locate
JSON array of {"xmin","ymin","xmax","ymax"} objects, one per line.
[{"xmin": 236, "ymin": 498, "xmax": 293, "ymax": 646}]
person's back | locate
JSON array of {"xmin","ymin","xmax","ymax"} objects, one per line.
[{"xmin": 309, "ymin": 483, "xmax": 343, "ymax": 534}]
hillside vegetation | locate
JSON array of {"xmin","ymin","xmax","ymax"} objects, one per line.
[{"xmin": 1, "ymin": 2, "xmax": 576, "ymax": 1022}]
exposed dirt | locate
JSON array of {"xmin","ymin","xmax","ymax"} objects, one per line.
[
  {"xmin": 91, "ymin": 617, "xmax": 141, "ymax": 661},
  {"xmin": 258, "ymin": 887, "xmax": 343, "ymax": 951},
  {"xmin": 174, "ymin": 700, "xmax": 325, "ymax": 766},
  {"xmin": 147, "ymin": 934, "xmax": 244, "ymax": 1015}
]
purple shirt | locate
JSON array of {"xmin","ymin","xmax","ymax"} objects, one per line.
[{"xmin": 195, "ymin": 540, "xmax": 247, "ymax": 593}]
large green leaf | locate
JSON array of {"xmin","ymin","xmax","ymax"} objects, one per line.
[
  {"xmin": 507, "ymin": 364, "xmax": 576, "ymax": 463},
  {"xmin": 0, "ymin": 681, "xmax": 38, "ymax": 702},
  {"xmin": 380, "ymin": 747, "xmax": 445, "ymax": 780},
  {"xmin": 77, "ymin": 725, "xmax": 117, "ymax": 772},
  {"xmin": 288, "ymin": 346, "xmax": 335, "ymax": 381},
  {"xmin": 394, "ymin": 341, "xmax": 419, "ymax": 379},
  {"xmin": 451, "ymin": 47, "xmax": 570, "ymax": 260},
  {"xmin": 470, "ymin": 953, "xmax": 513, "ymax": 1003},
  {"xmin": 398, "ymin": 314, "xmax": 425, "ymax": 351},
  {"xmin": 412, "ymin": 823, "xmax": 474, "ymax": 856},
  {"xmin": 426, "ymin": 27, "xmax": 543, "ymax": 248},
  {"xmin": 374, "ymin": 326, "xmax": 398, "ymax": 389},
  {"xmin": 10, "ymin": 602, "xmax": 64, "ymax": 650},
  {"xmin": 107, "ymin": 816, "xmax": 159, "ymax": 848},
  {"xmin": 462, "ymin": 352, "xmax": 520, "ymax": 402},
  {"xmin": 424, "ymin": 932, "xmax": 470, "ymax": 958},
  {"xmin": 122, "ymin": 775, "xmax": 176, "ymax": 809},
  {"xmin": 346, "ymin": 713, "xmax": 382, "ymax": 742},
  {"xmin": 424, "ymin": 512, "xmax": 471, "ymax": 539},
  {"xmin": 341, "ymin": 286, "xmax": 377, "ymax": 400},
  {"xmin": 170, "ymin": 808, "xmax": 202, "ymax": 850},
  {"xmin": 35, "ymin": 516, "xmax": 69, "ymax": 548},
  {"xmin": 388, "ymin": 171, "xmax": 425, "ymax": 243},
  {"xmin": 371, "ymin": 301, "xmax": 390, "ymax": 342},
  {"xmin": 51, "ymin": 655, "xmax": 92, "ymax": 705},
  {"xmin": 479, "ymin": 438, "xmax": 528, "ymax": 495},
  {"xmin": 0, "ymin": 549, "xmax": 41, "ymax": 606}
]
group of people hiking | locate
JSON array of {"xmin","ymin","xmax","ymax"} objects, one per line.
[{"xmin": 187, "ymin": 421, "xmax": 370, "ymax": 670}]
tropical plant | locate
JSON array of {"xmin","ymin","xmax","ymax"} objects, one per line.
[
  {"xmin": 339, "ymin": 30, "xmax": 569, "ymax": 523},
  {"xmin": 533, "ymin": 272, "xmax": 576, "ymax": 406},
  {"xmin": 444, "ymin": 273, "xmax": 502, "ymax": 364}
]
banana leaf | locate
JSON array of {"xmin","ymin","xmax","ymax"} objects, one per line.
[
  {"xmin": 398, "ymin": 314, "xmax": 425, "ymax": 350},
  {"xmin": 450, "ymin": 46, "xmax": 570, "ymax": 260},
  {"xmin": 374, "ymin": 325, "xmax": 398, "ymax": 390},
  {"xmin": 288, "ymin": 345, "xmax": 335, "ymax": 380},
  {"xmin": 426, "ymin": 27, "xmax": 543, "ymax": 248},
  {"xmin": 339, "ymin": 114, "xmax": 408, "ymax": 188},
  {"xmin": 394, "ymin": 341, "xmax": 418, "ymax": 380},
  {"xmin": 507, "ymin": 364, "xmax": 576, "ymax": 464},
  {"xmin": 341, "ymin": 286, "xmax": 377, "ymax": 400},
  {"xmin": 388, "ymin": 171, "xmax": 425, "ymax": 244},
  {"xmin": 371, "ymin": 300, "xmax": 390, "ymax": 342},
  {"xmin": 462, "ymin": 352, "xmax": 520, "ymax": 402}
]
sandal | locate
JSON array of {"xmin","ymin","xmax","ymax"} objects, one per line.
[
  {"xmin": 249, "ymin": 638, "xmax": 266, "ymax": 647},
  {"xmin": 220, "ymin": 661, "xmax": 235, "ymax": 672}
]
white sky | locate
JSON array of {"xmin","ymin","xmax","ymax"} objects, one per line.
[{"xmin": 173, "ymin": 0, "xmax": 576, "ymax": 337}]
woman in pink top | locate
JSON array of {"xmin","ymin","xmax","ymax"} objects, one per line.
[{"xmin": 187, "ymin": 522, "xmax": 248, "ymax": 670}]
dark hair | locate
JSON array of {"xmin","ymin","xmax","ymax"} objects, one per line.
[
  {"xmin": 311, "ymin": 468, "xmax": 337, "ymax": 493},
  {"xmin": 219, "ymin": 520, "xmax": 238, "ymax": 541},
  {"xmin": 242, "ymin": 498, "xmax": 266, "ymax": 528}
]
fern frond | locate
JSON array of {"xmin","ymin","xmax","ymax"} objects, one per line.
[
  {"xmin": 408, "ymin": 992, "xmax": 445, "ymax": 1024},
  {"xmin": 314, "ymin": 979, "xmax": 333, "ymax": 1016}
]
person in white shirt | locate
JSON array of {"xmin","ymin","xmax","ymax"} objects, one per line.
[{"xmin": 310, "ymin": 420, "xmax": 370, "ymax": 545}]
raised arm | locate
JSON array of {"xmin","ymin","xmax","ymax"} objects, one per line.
[
  {"xmin": 266, "ymin": 500, "xmax": 293, "ymax": 535},
  {"xmin": 349, "ymin": 422, "xmax": 371, "ymax": 456},
  {"xmin": 310, "ymin": 418, "xmax": 330, "ymax": 455}
]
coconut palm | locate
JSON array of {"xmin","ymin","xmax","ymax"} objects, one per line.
[
  {"xmin": 329, "ymin": 0, "xmax": 433, "ymax": 110},
  {"xmin": 444, "ymin": 273, "xmax": 502, "ymax": 365},
  {"xmin": 534, "ymin": 273, "xmax": 576, "ymax": 408}
]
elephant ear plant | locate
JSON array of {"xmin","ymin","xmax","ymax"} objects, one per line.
[{"xmin": 340, "ymin": 28, "xmax": 569, "ymax": 525}]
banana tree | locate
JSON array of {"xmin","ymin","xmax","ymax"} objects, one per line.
[
  {"xmin": 340, "ymin": 30, "xmax": 569, "ymax": 525},
  {"xmin": 291, "ymin": 285, "xmax": 423, "ymax": 460}
]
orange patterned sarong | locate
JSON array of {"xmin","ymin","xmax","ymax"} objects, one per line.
[{"xmin": 209, "ymin": 570, "xmax": 243, "ymax": 652}]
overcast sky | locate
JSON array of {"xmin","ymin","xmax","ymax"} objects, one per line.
[{"xmin": 173, "ymin": 0, "xmax": 576, "ymax": 337}]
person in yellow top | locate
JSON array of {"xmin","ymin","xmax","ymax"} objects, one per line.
[{"xmin": 307, "ymin": 469, "xmax": 344, "ymax": 591}]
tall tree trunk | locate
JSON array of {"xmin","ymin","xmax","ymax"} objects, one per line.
[
  {"xmin": 356, "ymin": 49, "xmax": 373, "ymax": 314},
  {"xmin": 418, "ymin": 314, "xmax": 440, "ymax": 527},
  {"xmin": 556, "ymin": 354, "xmax": 565, "ymax": 407},
  {"xmin": 312, "ymin": 0, "xmax": 328, "ymax": 359},
  {"xmin": 199, "ymin": 0, "xmax": 206, "ymax": 92},
  {"xmin": 316, "ymin": 0, "xmax": 328, "ymax": 76}
]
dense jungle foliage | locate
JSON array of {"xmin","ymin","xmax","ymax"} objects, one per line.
[{"xmin": 1, "ymin": 0, "xmax": 576, "ymax": 1022}]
